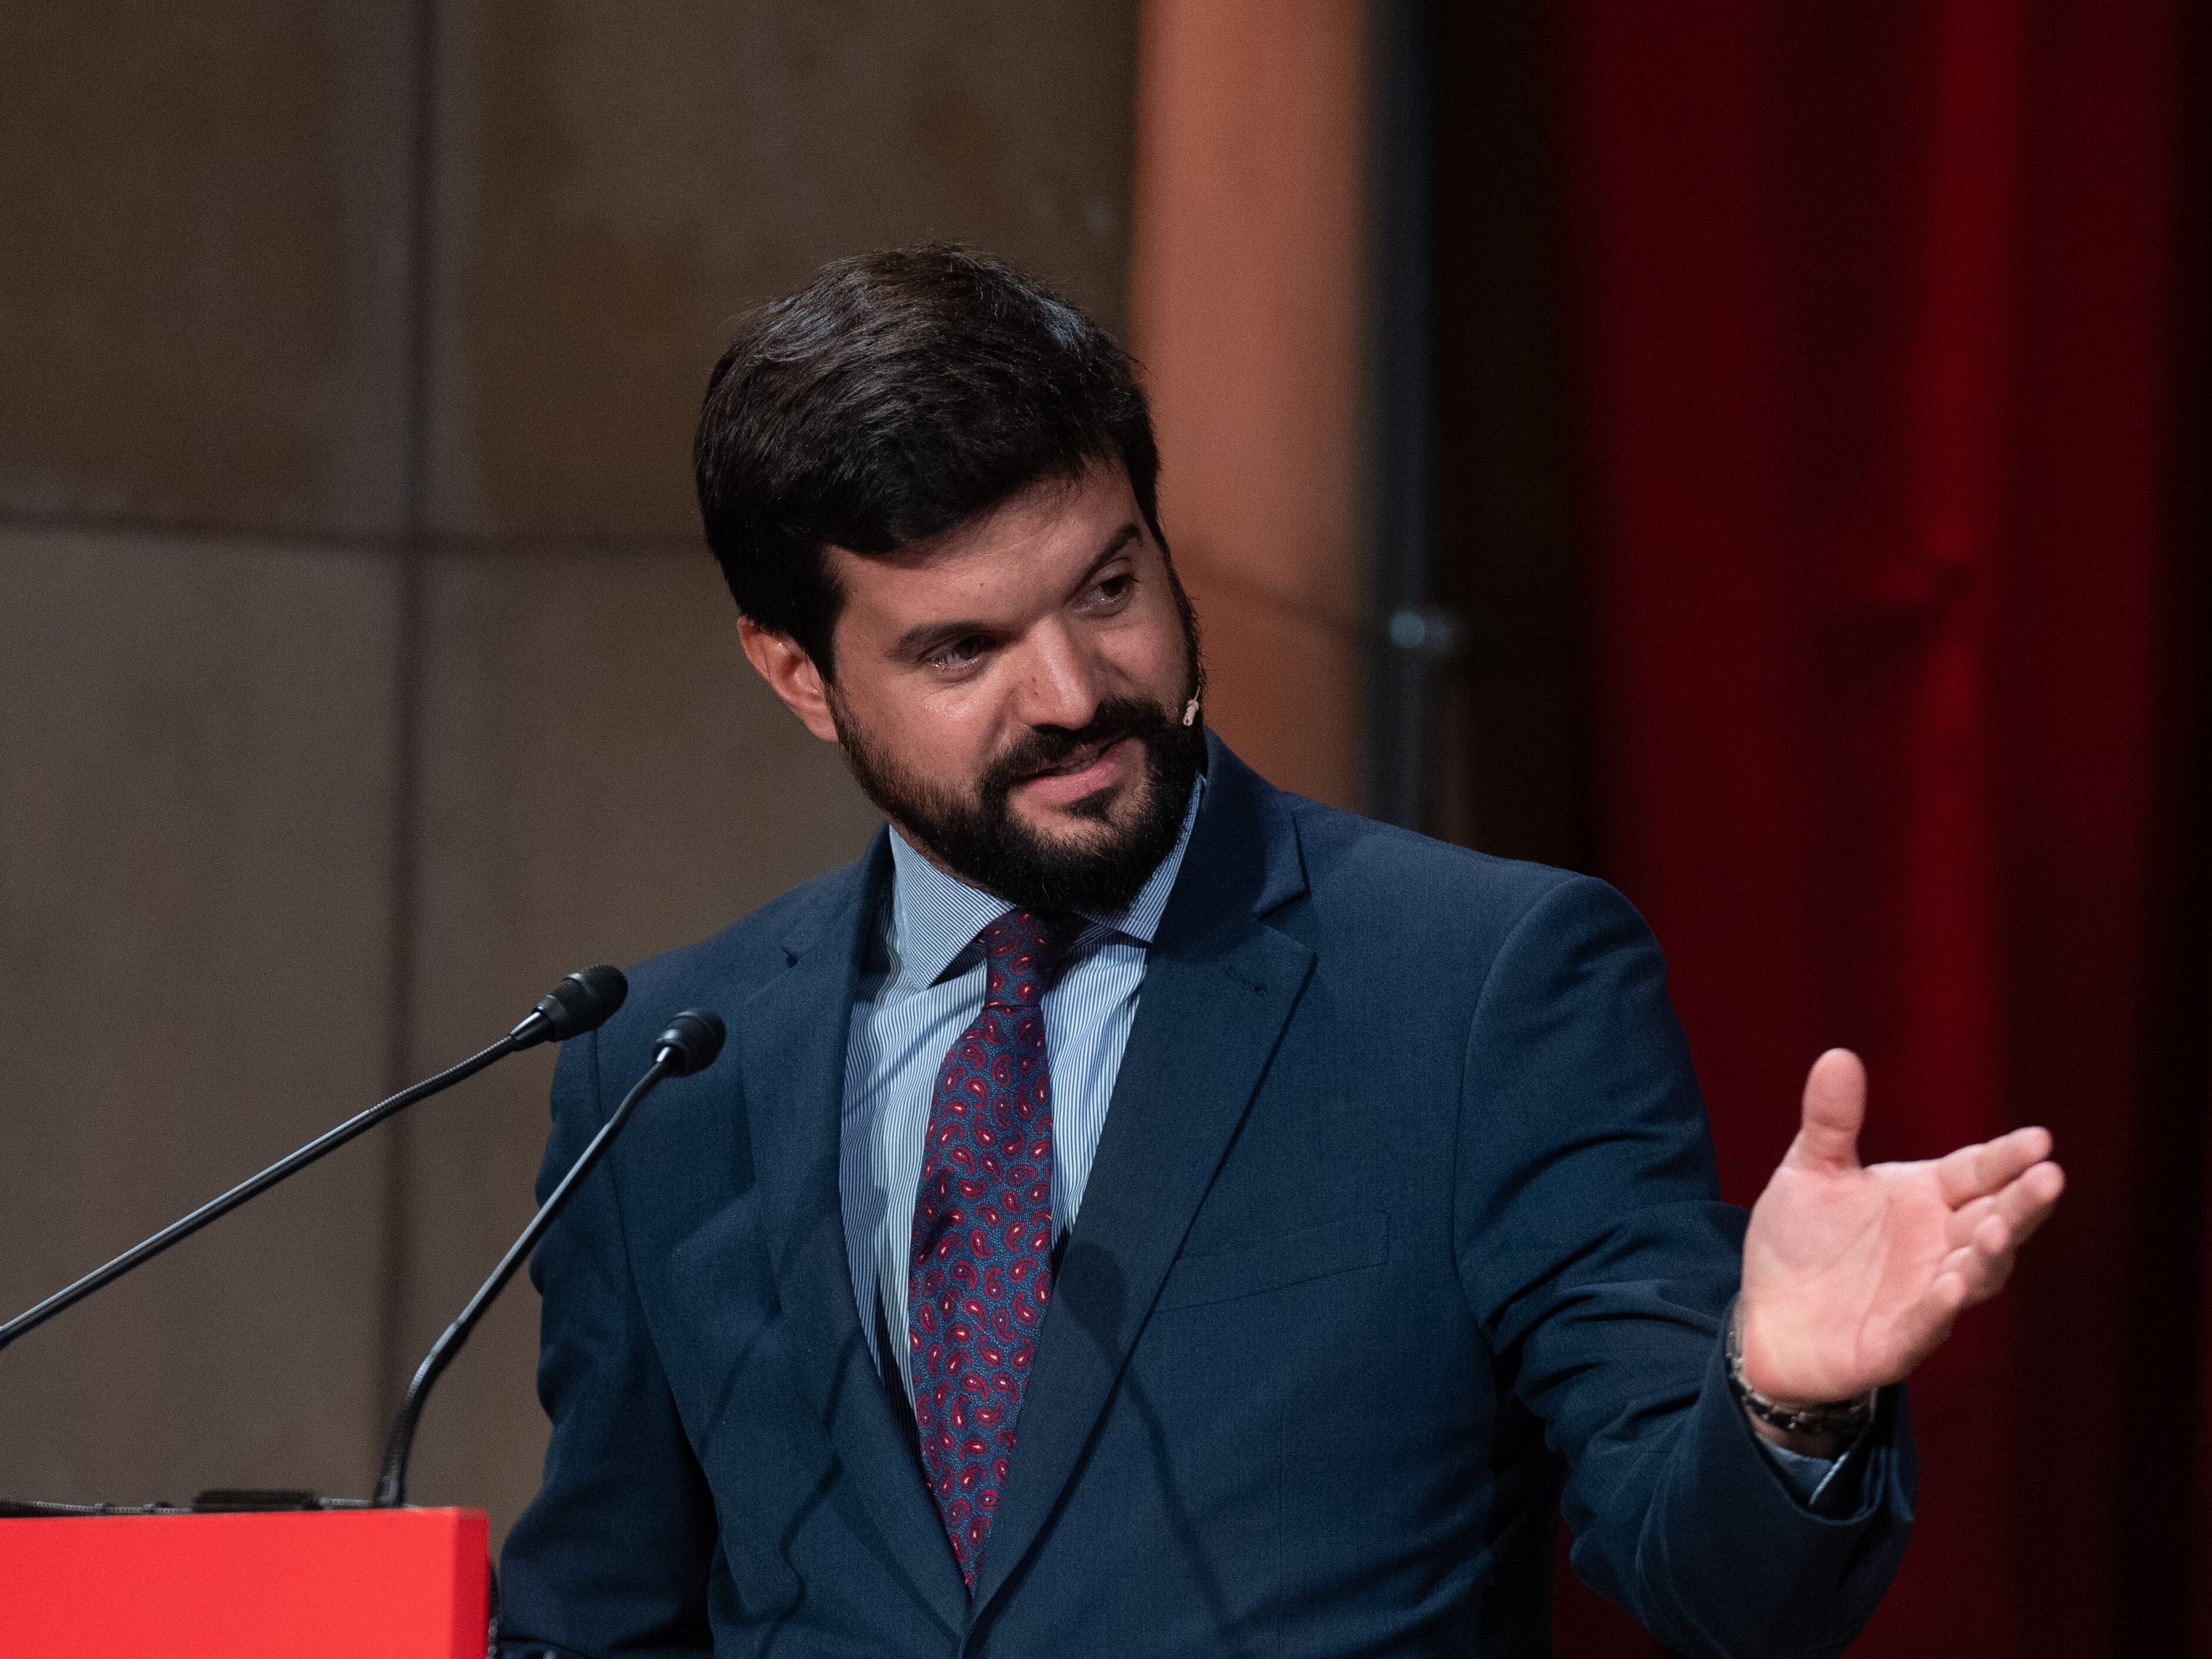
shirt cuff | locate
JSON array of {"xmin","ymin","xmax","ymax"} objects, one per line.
[{"xmin": 1755, "ymin": 1417, "xmax": 1877, "ymax": 1518}]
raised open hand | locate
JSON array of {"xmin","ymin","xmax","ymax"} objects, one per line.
[{"xmin": 1736, "ymin": 1049, "xmax": 2065, "ymax": 1409}]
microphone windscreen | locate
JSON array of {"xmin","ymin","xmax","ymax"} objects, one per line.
[
  {"xmin": 655, "ymin": 1010, "xmax": 727, "ymax": 1077},
  {"xmin": 541, "ymin": 965, "xmax": 629, "ymax": 1041}
]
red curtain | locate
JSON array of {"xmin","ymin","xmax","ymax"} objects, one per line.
[{"xmin": 1554, "ymin": 2, "xmax": 2207, "ymax": 1654}]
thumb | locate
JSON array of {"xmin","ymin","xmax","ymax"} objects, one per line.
[{"xmin": 1786, "ymin": 1047, "xmax": 1866, "ymax": 1174}]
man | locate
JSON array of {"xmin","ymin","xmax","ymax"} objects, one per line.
[{"xmin": 496, "ymin": 245, "xmax": 2063, "ymax": 1658}]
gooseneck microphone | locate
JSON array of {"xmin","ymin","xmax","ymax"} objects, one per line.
[
  {"xmin": 374, "ymin": 1010, "xmax": 727, "ymax": 1508},
  {"xmin": 509, "ymin": 964, "xmax": 629, "ymax": 1050},
  {"xmin": 0, "ymin": 966, "xmax": 628, "ymax": 1355}
]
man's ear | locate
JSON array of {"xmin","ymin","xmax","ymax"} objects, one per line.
[{"xmin": 738, "ymin": 618, "xmax": 840, "ymax": 743}]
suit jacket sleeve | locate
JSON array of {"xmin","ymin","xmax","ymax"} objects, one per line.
[
  {"xmin": 496, "ymin": 1026, "xmax": 719, "ymax": 1658},
  {"xmin": 1452, "ymin": 875, "xmax": 1916, "ymax": 1659}
]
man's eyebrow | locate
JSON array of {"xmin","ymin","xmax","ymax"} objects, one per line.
[
  {"xmin": 887, "ymin": 522, "xmax": 1144, "ymax": 661},
  {"xmin": 1077, "ymin": 523, "xmax": 1143, "ymax": 582}
]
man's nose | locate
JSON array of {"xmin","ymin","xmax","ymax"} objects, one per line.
[{"xmin": 1012, "ymin": 623, "xmax": 1105, "ymax": 732}]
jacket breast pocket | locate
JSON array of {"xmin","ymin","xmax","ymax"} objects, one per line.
[{"xmin": 1153, "ymin": 1212, "xmax": 1389, "ymax": 1312}]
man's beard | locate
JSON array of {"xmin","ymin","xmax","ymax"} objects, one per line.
[{"xmin": 830, "ymin": 684, "xmax": 1206, "ymax": 917}]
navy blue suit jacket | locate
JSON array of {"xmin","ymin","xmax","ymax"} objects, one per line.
[{"xmin": 498, "ymin": 738, "xmax": 1915, "ymax": 1658}]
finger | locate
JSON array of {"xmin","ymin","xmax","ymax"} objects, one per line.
[
  {"xmin": 1945, "ymin": 1230, "xmax": 2018, "ymax": 1308},
  {"xmin": 1944, "ymin": 1159, "xmax": 2065, "ymax": 1250},
  {"xmin": 1935, "ymin": 1125, "xmax": 2054, "ymax": 1208},
  {"xmin": 1945, "ymin": 1206, "xmax": 2023, "ymax": 1292},
  {"xmin": 1946, "ymin": 1256, "xmax": 1999, "ymax": 1309},
  {"xmin": 1930, "ymin": 1126, "xmax": 2048, "ymax": 1207},
  {"xmin": 1893, "ymin": 1268, "xmax": 1970, "ymax": 1363},
  {"xmin": 1972, "ymin": 1212, "xmax": 2011, "ymax": 1259},
  {"xmin": 1992, "ymin": 1160, "xmax": 2065, "ymax": 1246},
  {"xmin": 1946, "ymin": 1193, "xmax": 1997, "ymax": 1249},
  {"xmin": 1786, "ymin": 1048, "xmax": 1866, "ymax": 1174}
]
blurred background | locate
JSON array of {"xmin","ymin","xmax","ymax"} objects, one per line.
[{"xmin": 2, "ymin": 2, "xmax": 2205, "ymax": 1654}]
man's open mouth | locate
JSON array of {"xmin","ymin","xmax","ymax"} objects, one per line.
[{"xmin": 1022, "ymin": 736, "xmax": 1123, "ymax": 781}]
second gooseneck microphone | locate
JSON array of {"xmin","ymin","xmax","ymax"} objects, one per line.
[
  {"xmin": 374, "ymin": 1008, "xmax": 727, "ymax": 1507},
  {"xmin": 0, "ymin": 967, "xmax": 628, "ymax": 1355}
]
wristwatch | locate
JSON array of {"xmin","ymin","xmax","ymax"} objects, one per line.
[{"xmin": 1725, "ymin": 1300, "xmax": 1879, "ymax": 1438}]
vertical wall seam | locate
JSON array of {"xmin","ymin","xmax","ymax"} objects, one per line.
[
  {"xmin": 1368, "ymin": 0, "xmax": 1437, "ymax": 830},
  {"xmin": 375, "ymin": 0, "xmax": 442, "ymax": 1464}
]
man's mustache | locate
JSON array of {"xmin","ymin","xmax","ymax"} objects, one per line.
[{"xmin": 979, "ymin": 698, "xmax": 1173, "ymax": 796}]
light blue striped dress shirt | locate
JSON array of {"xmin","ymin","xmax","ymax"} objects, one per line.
[{"xmin": 838, "ymin": 777, "xmax": 1205, "ymax": 1402}]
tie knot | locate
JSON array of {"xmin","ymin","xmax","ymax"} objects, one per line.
[{"xmin": 977, "ymin": 908, "xmax": 1069, "ymax": 1009}]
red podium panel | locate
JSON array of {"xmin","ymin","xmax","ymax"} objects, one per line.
[{"xmin": 0, "ymin": 1507, "xmax": 489, "ymax": 1658}]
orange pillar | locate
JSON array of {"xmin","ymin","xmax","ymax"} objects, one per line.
[{"xmin": 1130, "ymin": 0, "xmax": 1371, "ymax": 811}]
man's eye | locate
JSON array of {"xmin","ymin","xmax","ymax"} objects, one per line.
[
  {"xmin": 929, "ymin": 635, "xmax": 990, "ymax": 669},
  {"xmin": 1090, "ymin": 573, "xmax": 1133, "ymax": 605}
]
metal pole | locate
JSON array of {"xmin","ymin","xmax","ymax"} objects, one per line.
[{"xmin": 1369, "ymin": 0, "xmax": 1441, "ymax": 830}]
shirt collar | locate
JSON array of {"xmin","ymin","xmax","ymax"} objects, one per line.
[{"xmin": 885, "ymin": 772, "xmax": 1206, "ymax": 989}]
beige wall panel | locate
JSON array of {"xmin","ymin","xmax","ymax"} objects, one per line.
[
  {"xmin": 0, "ymin": 532, "xmax": 401, "ymax": 1503},
  {"xmin": 1180, "ymin": 553, "xmax": 1365, "ymax": 811},
  {"xmin": 0, "ymin": 5, "xmax": 419, "ymax": 536},
  {"xmin": 1133, "ymin": 0, "xmax": 1367, "ymax": 621},
  {"xmin": 429, "ymin": 0, "xmax": 1140, "ymax": 539},
  {"xmin": 1131, "ymin": 0, "xmax": 1371, "ymax": 811},
  {"xmin": 392, "ymin": 548, "xmax": 881, "ymax": 1541}
]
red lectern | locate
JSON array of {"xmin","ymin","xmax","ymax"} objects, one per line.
[{"xmin": 0, "ymin": 1507, "xmax": 489, "ymax": 1657}]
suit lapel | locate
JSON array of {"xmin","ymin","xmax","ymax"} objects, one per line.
[
  {"xmin": 969, "ymin": 746, "xmax": 1315, "ymax": 1615},
  {"xmin": 735, "ymin": 832, "xmax": 970, "ymax": 1628}
]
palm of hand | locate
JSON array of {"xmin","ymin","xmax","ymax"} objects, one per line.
[{"xmin": 1735, "ymin": 1050, "xmax": 2063, "ymax": 1406}]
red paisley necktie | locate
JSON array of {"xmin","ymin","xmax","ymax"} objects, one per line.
[{"xmin": 907, "ymin": 907, "xmax": 1066, "ymax": 1588}]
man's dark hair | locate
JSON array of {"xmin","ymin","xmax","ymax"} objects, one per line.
[{"xmin": 695, "ymin": 244, "xmax": 1165, "ymax": 678}]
